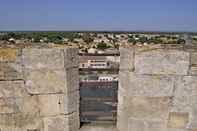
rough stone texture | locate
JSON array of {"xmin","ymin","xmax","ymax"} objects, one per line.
[
  {"xmin": 118, "ymin": 45, "xmax": 197, "ymax": 131},
  {"xmin": 0, "ymin": 48, "xmax": 20, "ymax": 62},
  {"xmin": 135, "ymin": 49, "xmax": 190, "ymax": 75},
  {"xmin": 190, "ymin": 66, "xmax": 197, "ymax": 75},
  {"xmin": 119, "ymin": 71, "xmax": 175, "ymax": 97},
  {"xmin": 119, "ymin": 47, "xmax": 134, "ymax": 71},
  {"xmin": 24, "ymin": 70, "xmax": 67, "ymax": 94},
  {"xmin": 191, "ymin": 53, "xmax": 197, "ymax": 65},
  {"xmin": 22, "ymin": 48, "xmax": 65, "ymax": 70},
  {"xmin": 168, "ymin": 112, "xmax": 189, "ymax": 129},
  {"xmin": 44, "ymin": 112, "xmax": 79, "ymax": 131},
  {"xmin": 128, "ymin": 118, "xmax": 166, "ymax": 131},
  {"xmin": 0, "ymin": 47, "xmax": 79, "ymax": 131},
  {"xmin": 0, "ymin": 81, "xmax": 26, "ymax": 98},
  {"xmin": 0, "ymin": 48, "xmax": 23, "ymax": 81},
  {"xmin": 0, "ymin": 62, "xmax": 23, "ymax": 80}
]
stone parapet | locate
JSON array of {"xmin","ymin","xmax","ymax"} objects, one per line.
[
  {"xmin": 0, "ymin": 46, "xmax": 79, "ymax": 131},
  {"xmin": 118, "ymin": 44, "xmax": 197, "ymax": 131}
]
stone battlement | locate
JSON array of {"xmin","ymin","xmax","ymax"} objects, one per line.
[
  {"xmin": 0, "ymin": 46, "xmax": 79, "ymax": 131},
  {"xmin": 118, "ymin": 44, "xmax": 197, "ymax": 131}
]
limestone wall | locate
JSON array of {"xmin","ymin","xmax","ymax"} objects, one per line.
[
  {"xmin": 0, "ymin": 46, "xmax": 79, "ymax": 131},
  {"xmin": 118, "ymin": 44, "xmax": 197, "ymax": 131}
]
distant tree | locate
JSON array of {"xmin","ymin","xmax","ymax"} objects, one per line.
[
  {"xmin": 97, "ymin": 41, "xmax": 110, "ymax": 50},
  {"xmin": 128, "ymin": 37, "xmax": 137, "ymax": 44},
  {"xmin": 139, "ymin": 36, "xmax": 148, "ymax": 43},
  {"xmin": 82, "ymin": 33, "xmax": 94, "ymax": 44},
  {"xmin": 177, "ymin": 39, "xmax": 185, "ymax": 44}
]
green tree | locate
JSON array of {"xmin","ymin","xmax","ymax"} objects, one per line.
[{"xmin": 97, "ymin": 41, "xmax": 110, "ymax": 50}]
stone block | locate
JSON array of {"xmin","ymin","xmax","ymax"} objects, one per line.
[
  {"xmin": 119, "ymin": 47, "xmax": 134, "ymax": 71},
  {"xmin": 167, "ymin": 112, "xmax": 189, "ymax": 129},
  {"xmin": 63, "ymin": 91, "xmax": 79, "ymax": 114},
  {"xmin": 65, "ymin": 68, "xmax": 79, "ymax": 93},
  {"xmin": 15, "ymin": 114, "xmax": 43, "ymax": 131},
  {"xmin": 19, "ymin": 95, "xmax": 40, "ymax": 115},
  {"xmin": 0, "ymin": 114, "xmax": 15, "ymax": 128},
  {"xmin": 135, "ymin": 49, "xmax": 190, "ymax": 75},
  {"xmin": 128, "ymin": 119, "xmax": 166, "ymax": 131},
  {"xmin": 119, "ymin": 71, "xmax": 174, "ymax": 97},
  {"xmin": 0, "ymin": 48, "xmax": 20, "ymax": 62},
  {"xmin": 43, "ymin": 113, "xmax": 79, "ymax": 131},
  {"xmin": 172, "ymin": 76, "xmax": 197, "ymax": 113},
  {"xmin": 0, "ymin": 81, "xmax": 26, "ymax": 98},
  {"xmin": 25, "ymin": 70, "xmax": 66, "ymax": 94},
  {"xmin": 190, "ymin": 66, "xmax": 197, "ymax": 75},
  {"xmin": 38, "ymin": 94, "xmax": 64, "ymax": 117},
  {"xmin": 0, "ymin": 97, "xmax": 22, "ymax": 114},
  {"xmin": 117, "ymin": 107, "xmax": 130, "ymax": 131},
  {"xmin": 22, "ymin": 48, "xmax": 64, "ymax": 70},
  {"xmin": 191, "ymin": 53, "xmax": 197, "ymax": 65},
  {"xmin": 0, "ymin": 62, "xmax": 23, "ymax": 80},
  {"xmin": 128, "ymin": 118, "xmax": 146, "ymax": 131},
  {"xmin": 124, "ymin": 96, "xmax": 171, "ymax": 121},
  {"xmin": 63, "ymin": 48, "xmax": 79, "ymax": 69}
]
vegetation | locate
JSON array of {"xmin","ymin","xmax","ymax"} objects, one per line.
[
  {"xmin": 97, "ymin": 41, "xmax": 111, "ymax": 50},
  {"xmin": 0, "ymin": 32, "xmax": 81, "ymax": 44}
]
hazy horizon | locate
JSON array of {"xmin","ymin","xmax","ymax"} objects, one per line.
[{"xmin": 0, "ymin": 0, "xmax": 197, "ymax": 32}]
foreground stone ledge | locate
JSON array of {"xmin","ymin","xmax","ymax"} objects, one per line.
[{"xmin": 0, "ymin": 46, "xmax": 79, "ymax": 131}]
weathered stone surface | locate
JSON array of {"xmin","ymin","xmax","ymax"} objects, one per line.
[
  {"xmin": 168, "ymin": 112, "xmax": 189, "ymax": 129},
  {"xmin": 0, "ymin": 47, "xmax": 79, "ymax": 131},
  {"xmin": 172, "ymin": 76, "xmax": 197, "ymax": 113},
  {"xmin": 191, "ymin": 53, "xmax": 197, "ymax": 65},
  {"xmin": 19, "ymin": 95, "xmax": 40, "ymax": 115},
  {"xmin": 63, "ymin": 91, "xmax": 79, "ymax": 114},
  {"xmin": 64, "ymin": 48, "xmax": 79, "ymax": 69},
  {"xmin": 135, "ymin": 49, "xmax": 190, "ymax": 75},
  {"xmin": 0, "ymin": 114, "xmax": 15, "ymax": 127},
  {"xmin": 15, "ymin": 114, "xmax": 43, "ymax": 131},
  {"xmin": 190, "ymin": 66, "xmax": 197, "ymax": 75},
  {"xmin": 38, "ymin": 94, "xmax": 64, "ymax": 117},
  {"xmin": 0, "ymin": 48, "xmax": 20, "ymax": 62},
  {"xmin": 43, "ymin": 113, "xmax": 79, "ymax": 131},
  {"xmin": 0, "ymin": 62, "xmax": 23, "ymax": 80},
  {"xmin": 128, "ymin": 118, "xmax": 166, "ymax": 131},
  {"xmin": 25, "ymin": 70, "xmax": 66, "ymax": 94},
  {"xmin": 119, "ymin": 71, "xmax": 175, "ymax": 97},
  {"xmin": 0, "ymin": 81, "xmax": 26, "ymax": 98},
  {"xmin": 117, "ymin": 106, "xmax": 129, "ymax": 131},
  {"xmin": 128, "ymin": 118, "xmax": 146, "ymax": 131},
  {"xmin": 123, "ymin": 96, "xmax": 171, "ymax": 121},
  {"xmin": 119, "ymin": 47, "xmax": 134, "ymax": 71},
  {"xmin": 65, "ymin": 68, "xmax": 79, "ymax": 93},
  {"xmin": 22, "ymin": 48, "xmax": 64, "ymax": 70},
  {"xmin": 0, "ymin": 97, "xmax": 22, "ymax": 114}
]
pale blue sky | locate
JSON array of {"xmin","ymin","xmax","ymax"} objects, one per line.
[{"xmin": 0, "ymin": 0, "xmax": 197, "ymax": 32}]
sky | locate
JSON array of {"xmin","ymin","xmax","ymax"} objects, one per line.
[{"xmin": 0, "ymin": 0, "xmax": 197, "ymax": 32}]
